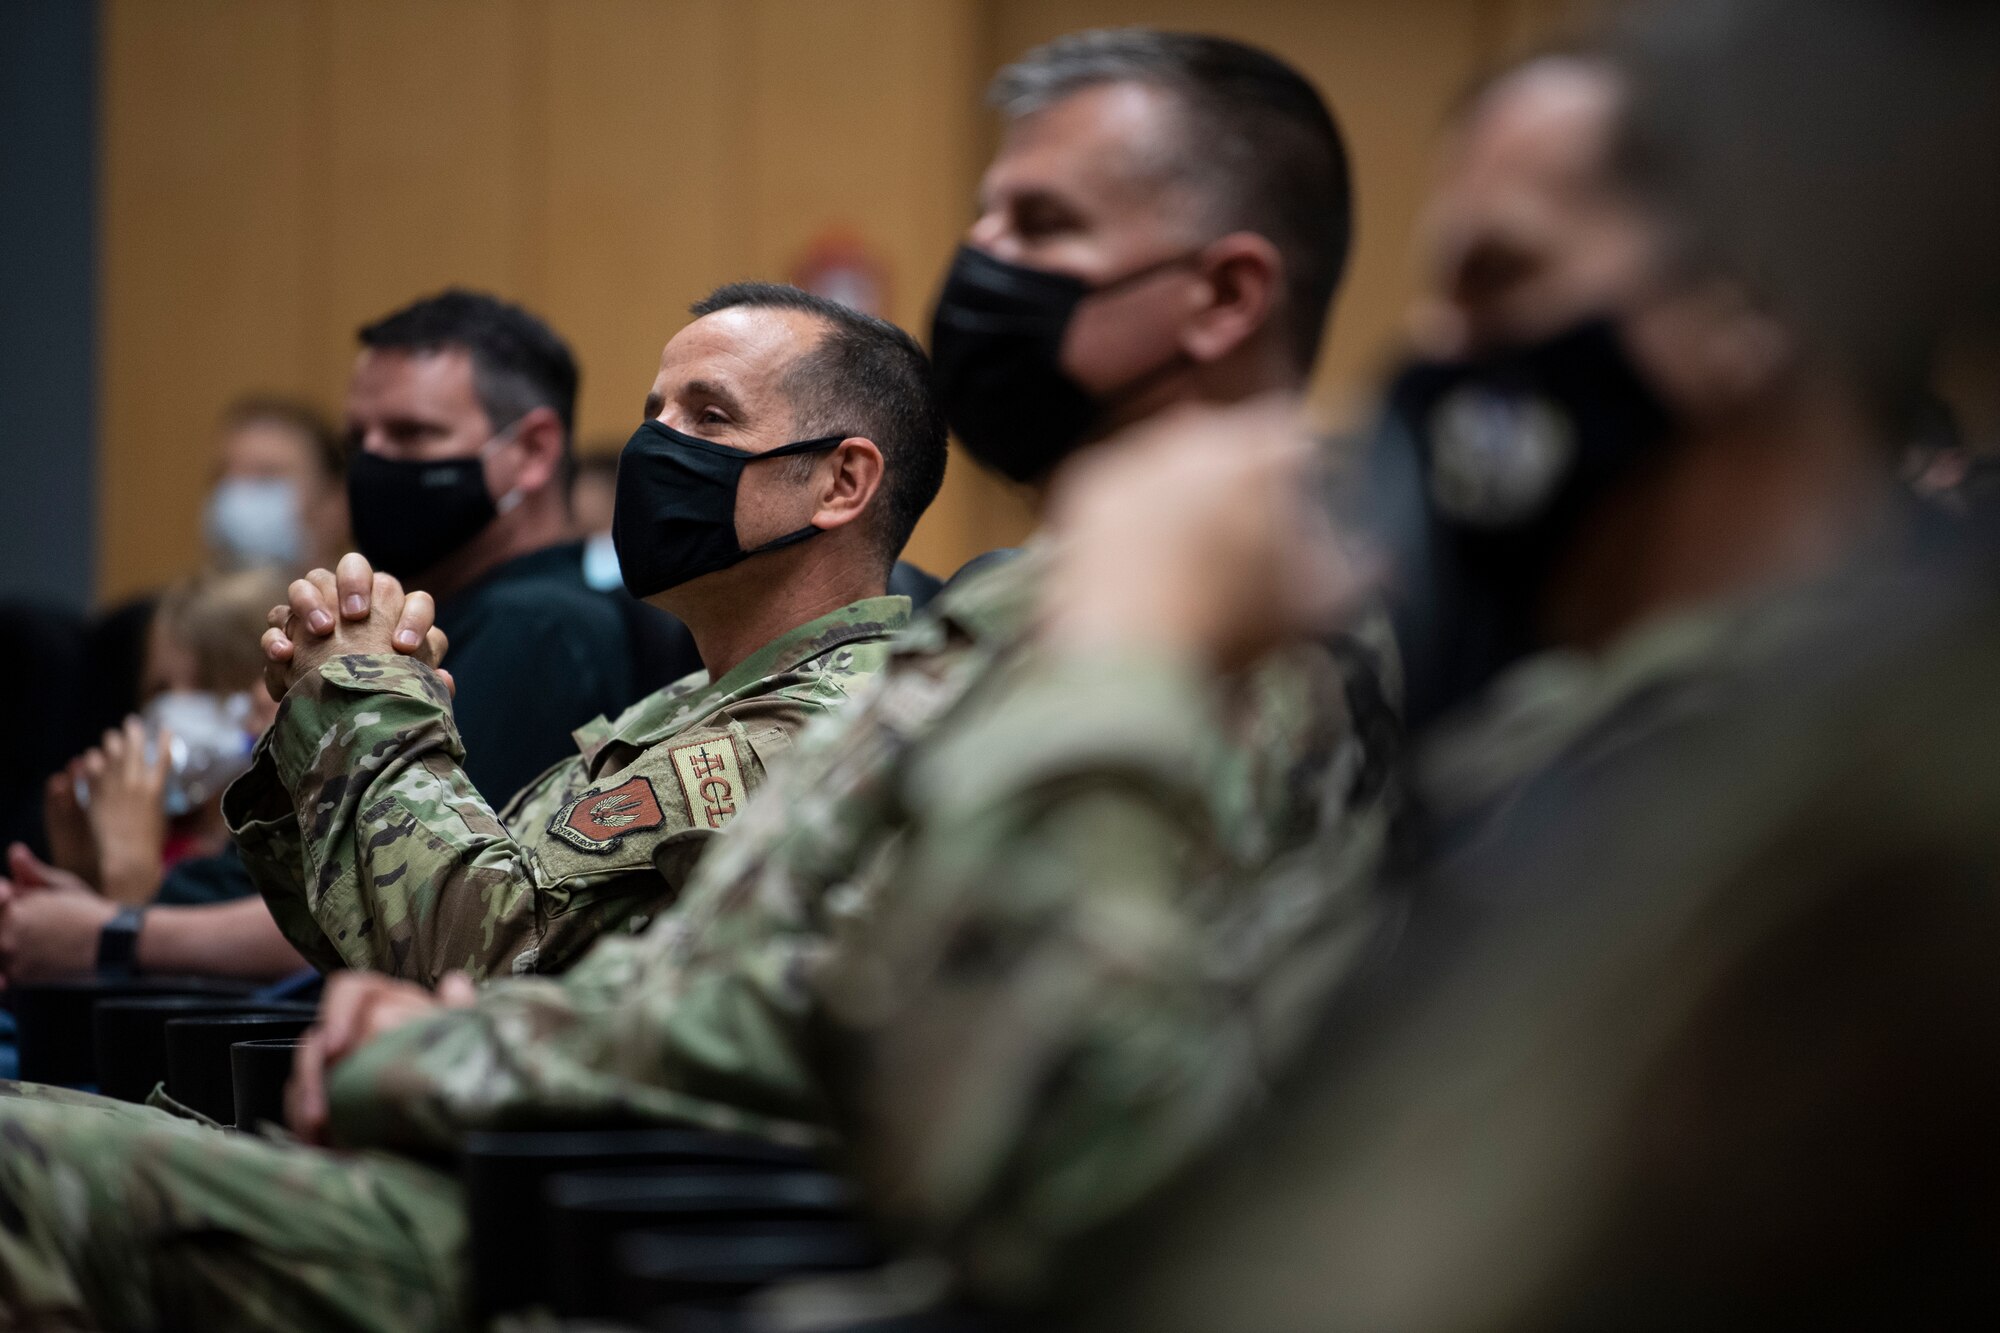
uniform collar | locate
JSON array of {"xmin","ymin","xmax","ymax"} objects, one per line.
[
  {"xmin": 893, "ymin": 540, "xmax": 1046, "ymax": 660},
  {"xmin": 574, "ymin": 594, "xmax": 911, "ymax": 765}
]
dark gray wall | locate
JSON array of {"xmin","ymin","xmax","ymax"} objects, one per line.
[{"xmin": 0, "ymin": 1, "xmax": 96, "ymax": 609}]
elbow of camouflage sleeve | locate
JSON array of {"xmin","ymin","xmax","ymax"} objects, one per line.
[{"xmin": 222, "ymin": 742, "xmax": 303, "ymax": 890}]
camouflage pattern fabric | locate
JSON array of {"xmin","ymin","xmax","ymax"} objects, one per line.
[
  {"xmin": 806, "ymin": 639, "xmax": 1391, "ymax": 1303},
  {"xmin": 1045, "ymin": 545, "xmax": 2000, "ymax": 1331},
  {"xmin": 224, "ymin": 596, "xmax": 910, "ymax": 984},
  {"xmin": 320, "ymin": 554, "xmax": 1058, "ymax": 1156},
  {"xmin": 321, "ymin": 550, "xmax": 1398, "ymax": 1302},
  {"xmin": 0, "ymin": 1085, "xmax": 464, "ymax": 1332},
  {"xmin": 0, "ymin": 552, "xmax": 1391, "ymax": 1326}
]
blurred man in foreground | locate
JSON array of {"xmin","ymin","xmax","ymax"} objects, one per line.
[{"xmin": 987, "ymin": 6, "xmax": 2000, "ymax": 1328}]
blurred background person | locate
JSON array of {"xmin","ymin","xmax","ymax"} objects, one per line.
[
  {"xmin": 0, "ymin": 565, "xmax": 310, "ymax": 988},
  {"xmin": 93, "ymin": 397, "xmax": 347, "ymax": 755},
  {"xmin": 567, "ymin": 447, "xmax": 622, "ymax": 591},
  {"xmin": 34, "ymin": 565, "xmax": 288, "ymax": 908},
  {"xmin": 1, "ymin": 398, "xmax": 345, "ymax": 861},
  {"xmin": 202, "ymin": 395, "xmax": 349, "ymax": 574}
]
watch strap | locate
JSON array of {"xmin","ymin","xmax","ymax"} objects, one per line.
[{"xmin": 96, "ymin": 906, "xmax": 146, "ymax": 976}]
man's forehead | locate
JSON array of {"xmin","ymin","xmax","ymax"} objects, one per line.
[
  {"xmin": 346, "ymin": 345, "xmax": 476, "ymax": 407},
  {"xmin": 982, "ymin": 81, "xmax": 1184, "ymax": 208},
  {"xmin": 1457, "ymin": 64, "xmax": 1620, "ymax": 200},
  {"xmin": 655, "ymin": 305, "xmax": 820, "ymax": 393},
  {"xmin": 1426, "ymin": 68, "xmax": 1621, "ymax": 263}
]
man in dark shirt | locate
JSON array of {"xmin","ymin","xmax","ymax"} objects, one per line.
[
  {"xmin": 0, "ymin": 293, "xmax": 635, "ymax": 986},
  {"xmin": 426, "ymin": 542, "xmax": 630, "ymax": 798},
  {"xmin": 334, "ymin": 290, "xmax": 633, "ymax": 797}
]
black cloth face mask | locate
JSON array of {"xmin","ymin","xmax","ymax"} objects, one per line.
[
  {"xmin": 613, "ymin": 419, "xmax": 843, "ymax": 599},
  {"xmin": 1358, "ymin": 316, "xmax": 1676, "ymax": 731},
  {"xmin": 348, "ymin": 431, "xmax": 518, "ymax": 581},
  {"xmin": 928, "ymin": 244, "xmax": 1196, "ymax": 484}
]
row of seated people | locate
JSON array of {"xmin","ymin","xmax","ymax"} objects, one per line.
[
  {"xmin": 3, "ymin": 10, "xmax": 1999, "ymax": 1329},
  {"xmin": 0, "ymin": 289, "xmax": 946, "ymax": 1006}
]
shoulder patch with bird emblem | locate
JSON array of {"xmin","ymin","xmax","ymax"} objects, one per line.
[{"xmin": 549, "ymin": 775, "xmax": 668, "ymax": 853}]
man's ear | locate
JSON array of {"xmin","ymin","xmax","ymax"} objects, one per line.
[
  {"xmin": 1180, "ymin": 232, "xmax": 1285, "ymax": 366},
  {"xmin": 508, "ymin": 406, "xmax": 568, "ymax": 496},
  {"xmin": 810, "ymin": 436, "xmax": 885, "ymax": 533}
]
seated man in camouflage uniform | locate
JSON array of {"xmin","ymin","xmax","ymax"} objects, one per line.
[
  {"xmin": 0, "ymin": 30, "xmax": 1388, "ymax": 1330},
  {"xmin": 916, "ymin": 25, "xmax": 2000, "ymax": 1330},
  {"xmin": 299, "ymin": 13, "xmax": 1388, "ymax": 1291},
  {"xmin": 226, "ymin": 281, "xmax": 945, "ymax": 983}
]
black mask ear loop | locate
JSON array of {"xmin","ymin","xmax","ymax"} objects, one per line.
[
  {"xmin": 741, "ymin": 433, "xmax": 848, "ymax": 554},
  {"xmin": 1075, "ymin": 248, "xmax": 1209, "ymax": 426}
]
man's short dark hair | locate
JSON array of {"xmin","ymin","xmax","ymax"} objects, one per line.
[
  {"xmin": 690, "ymin": 281, "xmax": 948, "ymax": 567},
  {"xmin": 357, "ymin": 289, "xmax": 580, "ymax": 445},
  {"xmin": 220, "ymin": 395, "xmax": 343, "ymax": 479},
  {"xmin": 990, "ymin": 28, "xmax": 1352, "ymax": 372}
]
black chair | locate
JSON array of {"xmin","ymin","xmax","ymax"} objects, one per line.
[
  {"xmin": 612, "ymin": 1228, "xmax": 885, "ymax": 1330},
  {"xmin": 93, "ymin": 994, "xmax": 312, "ymax": 1104},
  {"xmin": 230, "ymin": 1036, "xmax": 306, "ymax": 1131},
  {"xmin": 7, "ymin": 975, "xmax": 255, "ymax": 1087},
  {"xmin": 460, "ymin": 1126, "xmax": 823, "ymax": 1318},
  {"xmin": 547, "ymin": 1169, "xmax": 868, "ymax": 1318},
  {"xmin": 163, "ymin": 1012, "xmax": 314, "ymax": 1123}
]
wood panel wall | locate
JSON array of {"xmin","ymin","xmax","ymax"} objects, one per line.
[{"xmin": 97, "ymin": 0, "xmax": 1567, "ymax": 604}]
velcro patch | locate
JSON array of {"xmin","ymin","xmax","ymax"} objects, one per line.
[
  {"xmin": 550, "ymin": 775, "xmax": 668, "ymax": 853},
  {"xmin": 668, "ymin": 735, "xmax": 747, "ymax": 831}
]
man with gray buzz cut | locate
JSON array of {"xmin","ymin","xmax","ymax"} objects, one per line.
[{"xmin": 983, "ymin": 25, "xmax": 1352, "ymax": 371}]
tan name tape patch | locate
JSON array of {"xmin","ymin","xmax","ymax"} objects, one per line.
[{"xmin": 668, "ymin": 735, "xmax": 747, "ymax": 831}]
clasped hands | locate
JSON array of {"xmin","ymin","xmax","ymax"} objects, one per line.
[
  {"xmin": 258, "ymin": 554, "xmax": 468, "ymax": 1140},
  {"xmin": 262, "ymin": 552, "xmax": 454, "ymax": 699}
]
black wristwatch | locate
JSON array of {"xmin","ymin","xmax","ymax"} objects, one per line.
[{"xmin": 96, "ymin": 906, "xmax": 147, "ymax": 977}]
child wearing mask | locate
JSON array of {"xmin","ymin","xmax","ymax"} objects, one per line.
[{"xmin": 38, "ymin": 568, "xmax": 287, "ymax": 906}]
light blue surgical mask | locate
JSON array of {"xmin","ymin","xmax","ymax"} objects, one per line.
[
  {"xmin": 204, "ymin": 477, "xmax": 302, "ymax": 569},
  {"xmin": 581, "ymin": 529, "xmax": 623, "ymax": 592}
]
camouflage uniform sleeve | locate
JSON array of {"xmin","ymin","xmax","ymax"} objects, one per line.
[
  {"xmin": 229, "ymin": 647, "xmax": 863, "ymax": 984},
  {"xmin": 813, "ymin": 646, "xmax": 1388, "ymax": 1302},
  {"xmin": 224, "ymin": 651, "xmax": 566, "ymax": 982},
  {"xmin": 320, "ymin": 823, "xmax": 850, "ymax": 1154},
  {"xmin": 224, "ymin": 731, "xmax": 346, "ymax": 974},
  {"xmin": 320, "ymin": 672, "xmax": 919, "ymax": 1155}
]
